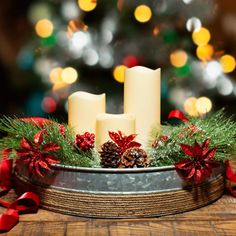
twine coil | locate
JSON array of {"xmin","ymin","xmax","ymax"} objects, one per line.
[{"xmin": 14, "ymin": 170, "xmax": 224, "ymax": 218}]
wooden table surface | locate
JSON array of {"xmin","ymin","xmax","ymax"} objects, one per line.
[{"xmin": 1, "ymin": 190, "xmax": 236, "ymax": 236}]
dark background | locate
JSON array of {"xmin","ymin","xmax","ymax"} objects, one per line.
[{"xmin": 0, "ymin": 0, "xmax": 235, "ymax": 122}]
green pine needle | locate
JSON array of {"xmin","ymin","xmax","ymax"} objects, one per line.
[
  {"xmin": 148, "ymin": 109, "xmax": 236, "ymax": 166},
  {"xmin": 0, "ymin": 117, "xmax": 100, "ymax": 167},
  {"xmin": 1, "ymin": 110, "xmax": 236, "ymax": 168}
]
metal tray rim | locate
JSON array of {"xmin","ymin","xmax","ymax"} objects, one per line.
[{"xmin": 52, "ymin": 163, "xmax": 175, "ymax": 173}]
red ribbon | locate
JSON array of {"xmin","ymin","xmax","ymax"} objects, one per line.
[
  {"xmin": 168, "ymin": 110, "xmax": 189, "ymax": 122},
  {"xmin": 19, "ymin": 117, "xmax": 50, "ymax": 128},
  {"xmin": 0, "ymin": 149, "xmax": 13, "ymax": 195},
  {"xmin": 0, "ymin": 150, "xmax": 39, "ymax": 232},
  {"xmin": 225, "ymin": 160, "xmax": 236, "ymax": 197},
  {"xmin": 0, "ymin": 116, "xmax": 46, "ymax": 232}
]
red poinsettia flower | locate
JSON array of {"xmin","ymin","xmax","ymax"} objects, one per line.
[
  {"xmin": 17, "ymin": 131, "xmax": 60, "ymax": 177},
  {"xmin": 175, "ymin": 139, "xmax": 217, "ymax": 184},
  {"xmin": 109, "ymin": 131, "xmax": 141, "ymax": 154}
]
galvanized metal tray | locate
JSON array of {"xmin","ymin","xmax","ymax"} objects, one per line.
[{"xmin": 14, "ymin": 163, "xmax": 225, "ymax": 218}]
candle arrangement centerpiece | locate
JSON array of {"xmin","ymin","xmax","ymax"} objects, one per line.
[{"xmin": 1, "ymin": 66, "xmax": 236, "ymax": 219}]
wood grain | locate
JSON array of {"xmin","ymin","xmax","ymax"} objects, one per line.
[{"xmin": 1, "ymin": 190, "xmax": 236, "ymax": 235}]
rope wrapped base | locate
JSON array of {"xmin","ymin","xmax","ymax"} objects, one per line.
[{"xmin": 13, "ymin": 170, "xmax": 225, "ymax": 218}]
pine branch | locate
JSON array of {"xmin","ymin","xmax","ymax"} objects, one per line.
[
  {"xmin": 0, "ymin": 117, "xmax": 39, "ymax": 150},
  {"xmin": 0, "ymin": 117, "xmax": 99, "ymax": 167},
  {"xmin": 1, "ymin": 110, "xmax": 235, "ymax": 168},
  {"xmin": 42, "ymin": 122, "xmax": 98, "ymax": 167},
  {"xmin": 149, "ymin": 110, "xmax": 236, "ymax": 166}
]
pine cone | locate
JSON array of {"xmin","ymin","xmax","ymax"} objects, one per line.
[
  {"xmin": 121, "ymin": 148, "xmax": 149, "ymax": 168},
  {"xmin": 100, "ymin": 141, "xmax": 121, "ymax": 168}
]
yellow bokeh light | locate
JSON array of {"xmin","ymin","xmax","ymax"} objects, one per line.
[
  {"xmin": 134, "ymin": 5, "xmax": 152, "ymax": 23},
  {"xmin": 220, "ymin": 54, "xmax": 236, "ymax": 73},
  {"xmin": 35, "ymin": 19, "xmax": 53, "ymax": 38},
  {"xmin": 52, "ymin": 81, "xmax": 68, "ymax": 92},
  {"xmin": 61, "ymin": 67, "xmax": 78, "ymax": 84},
  {"xmin": 196, "ymin": 44, "xmax": 214, "ymax": 61},
  {"xmin": 113, "ymin": 65, "xmax": 127, "ymax": 83},
  {"xmin": 153, "ymin": 26, "xmax": 160, "ymax": 36},
  {"xmin": 192, "ymin": 27, "xmax": 211, "ymax": 46},
  {"xmin": 184, "ymin": 97, "xmax": 198, "ymax": 116},
  {"xmin": 49, "ymin": 67, "xmax": 63, "ymax": 84},
  {"xmin": 78, "ymin": 0, "xmax": 97, "ymax": 12},
  {"xmin": 67, "ymin": 20, "xmax": 88, "ymax": 38},
  {"xmin": 170, "ymin": 50, "xmax": 188, "ymax": 68},
  {"xmin": 196, "ymin": 97, "xmax": 212, "ymax": 114}
]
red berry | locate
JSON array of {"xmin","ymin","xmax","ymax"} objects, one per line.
[{"xmin": 75, "ymin": 132, "xmax": 95, "ymax": 151}]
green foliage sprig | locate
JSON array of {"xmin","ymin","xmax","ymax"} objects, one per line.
[
  {"xmin": 148, "ymin": 110, "xmax": 236, "ymax": 167},
  {"xmin": 1, "ymin": 110, "xmax": 236, "ymax": 168},
  {"xmin": 0, "ymin": 117, "xmax": 99, "ymax": 167}
]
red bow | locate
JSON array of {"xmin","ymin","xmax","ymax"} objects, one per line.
[
  {"xmin": 0, "ymin": 117, "xmax": 46, "ymax": 232},
  {"xmin": 0, "ymin": 149, "xmax": 13, "ymax": 195},
  {"xmin": 225, "ymin": 160, "xmax": 236, "ymax": 197},
  {"xmin": 168, "ymin": 110, "xmax": 189, "ymax": 122},
  {"xmin": 0, "ymin": 152, "xmax": 39, "ymax": 232}
]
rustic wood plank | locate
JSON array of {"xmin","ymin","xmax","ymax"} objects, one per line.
[
  {"xmin": 173, "ymin": 221, "xmax": 217, "ymax": 236},
  {"xmin": 1, "ymin": 185, "xmax": 236, "ymax": 235},
  {"xmin": 212, "ymin": 220, "xmax": 236, "ymax": 235}
]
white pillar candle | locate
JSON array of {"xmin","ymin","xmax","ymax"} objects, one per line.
[
  {"xmin": 124, "ymin": 66, "xmax": 161, "ymax": 145},
  {"xmin": 96, "ymin": 113, "xmax": 136, "ymax": 148},
  {"xmin": 68, "ymin": 91, "xmax": 106, "ymax": 135}
]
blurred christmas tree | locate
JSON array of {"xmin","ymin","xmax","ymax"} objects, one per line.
[{"xmin": 3, "ymin": 0, "xmax": 236, "ymax": 120}]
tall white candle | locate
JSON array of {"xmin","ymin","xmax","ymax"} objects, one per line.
[
  {"xmin": 68, "ymin": 91, "xmax": 106, "ymax": 135},
  {"xmin": 96, "ymin": 113, "xmax": 136, "ymax": 148},
  {"xmin": 124, "ymin": 66, "xmax": 161, "ymax": 145}
]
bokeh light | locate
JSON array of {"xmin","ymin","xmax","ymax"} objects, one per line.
[
  {"xmin": 83, "ymin": 48, "xmax": 99, "ymax": 66},
  {"xmin": 170, "ymin": 50, "xmax": 188, "ymax": 67},
  {"xmin": 123, "ymin": 55, "xmax": 139, "ymax": 68},
  {"xmin": 183, "ymin": 0, "xmax": 193, "ymax": 4},
  {"xmin": 67, "ymin": 20, "xmax": 88, "ymax": 37},
  {"xmin": 61, "ymin": 67, "xmax": 78, "ymax": 84},
  {"xmin": 40, "ymin": 33, "xmax": 56, "ymax": 46},
  {"xmin": 186, "ymin": 17, "xmax": 201, "ymax": 32},
  {"xmin": 99, "ymin": 47, "xmax": 114, "ymax": 68},
  {"xmin": 192, "ymin": 27, "xmax": 211, "ymax": 46},
  {"xmin": 134, "ymin": 5, "xmax": 152, "ymax": 23},
  {"xmin": 17, "ymin": 50, "xmax": 34, "ymax": 70},
  {"xmin": 220, "ymin": 54, "xmax": 236, "ymax": 73},
  {"xmin": 205, "ymin": 61, "xmax": 222, "ymax": 79},
  {"xmin": 52, "ymin": 82, "xmax": 68, "ymax": 92},
  {"xmin": 113, "ymin": 65, "xmax": 127, "ymax": 83},
  {"xmin": 78, "ymin": 0, "xmax": 97, "ymax": 12},
  {"xmin": 41, "ymin": 96, "xmax": 57, "ymax": 113},
  {"xmin": 49, "ymin": 67, "xmax": 63, "ymax": 84},
  {"xmin": 35, "ymin": 19, "xmax": 54, "ymax": 38},
  {"xmin": 153, "ymin": 26, "xmax": 160, "ymax": 36},
  {"xmin": 196, "ymin": 97, "xmax": 212, "ymax": 114},
  {"xmin": 61, "ymin": 1, "xmax": 79, "ymax": 20},
  {"xmin": 71, "ymin": 31, "xmax": 90, "ymax": 51},
  {"xmin": 217, "ymin": 76, "xmax": 233, "ymax": 96},
  {"xmin": 184, "ymin": 97, "xmax": 198, "ymax": 116},
  {"xmin": 28, "ymin": 2, "xmax": 51, "ymax": 24},
  {"xmin": 196, "ymin": 44, "xmax": 214, "ymax": 61}
]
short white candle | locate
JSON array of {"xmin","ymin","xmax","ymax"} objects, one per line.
[
  {"xmin": 96, "ymin": 113, "xmax": 136, "ymax": 148},
  {"xmin": 124, "ymin": 66, "xmax": 161, "ymax": 145},
  {"xmin": 68, "ymin": 91, "xmax": 106, "ymax": 135}
]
